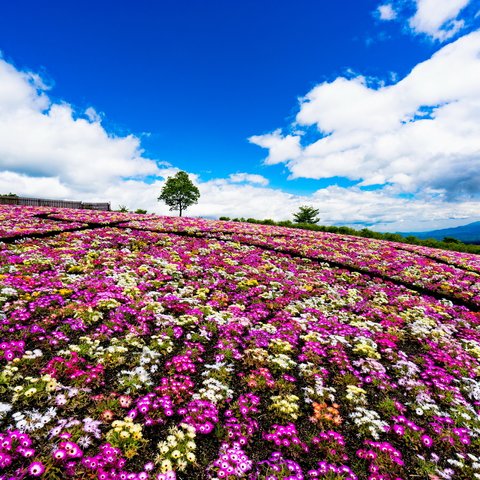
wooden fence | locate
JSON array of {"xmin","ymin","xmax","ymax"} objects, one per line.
[{"xmin": 0, "ymin": 196, "xmax": 111, "ymax": 211}]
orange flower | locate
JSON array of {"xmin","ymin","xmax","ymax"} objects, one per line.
[{"xmin": 310, "ymin": 402, "xmax": 342, "ymax": 427}]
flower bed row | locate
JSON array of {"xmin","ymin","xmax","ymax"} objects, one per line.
[
  {"xmin": 115, "ymin": 216, "xmax": 480, "ymax": 308},
  {"xmin": 392, "ymin": 242, "xmax": 480, "ymax": 274},
  {"xmin": 44, "ymin": 209, "xmax": 157, "ymax": 225},
  {"xmin": 0, "ymin": 206, "xmax": 86, "ymax": 240}
]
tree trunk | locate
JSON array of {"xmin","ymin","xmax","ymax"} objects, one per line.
[{"xmin": 179, "ymin": 206, "xmax": 182, "ymax": 217}]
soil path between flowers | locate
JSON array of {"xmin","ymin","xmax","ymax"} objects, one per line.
[{"xmin": 2, "ymin": 215, "xmax": 478, "ymax": 312}]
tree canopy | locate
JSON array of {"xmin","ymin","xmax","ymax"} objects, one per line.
[
  {"xmin": 158, "ymin": 171, "xmax": 200, "ymax": 217},
  {"xmin": 293, "ymin": 205, "xmax": 320, "ymax": 224}
]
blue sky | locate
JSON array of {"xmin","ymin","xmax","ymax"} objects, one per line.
[{"xmin": 0, "ymin": 0, "xmax": 480, "ymax": 230}]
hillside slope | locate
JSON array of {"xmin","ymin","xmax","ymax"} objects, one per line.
[{"xmin": 0, "ymin": 205, "xmax": 479, "ymax": 480}]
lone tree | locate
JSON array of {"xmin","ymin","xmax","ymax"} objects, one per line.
[
  {"xmin": 158, "ymin": 171, "xmax": 200, "ymax": 217},
  {"xmin": 293, "ymin": 205, "xmax": 320, "ymax": 224}
]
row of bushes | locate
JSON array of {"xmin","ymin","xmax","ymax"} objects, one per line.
[{"xmin": 218, "ymin": 217, "xmax": 480, "ymax": 255}]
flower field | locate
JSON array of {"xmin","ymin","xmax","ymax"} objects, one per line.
[{"xmin": 0, "ymin": 206, "xmax": 480, "ymax": 480}]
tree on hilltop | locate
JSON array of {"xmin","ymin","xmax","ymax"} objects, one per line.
[
  {"xmin": 293, "ymin": 205, "xmax": 320, "ymax": 224},
  {"xmin": 158, "ymin": 171, "xmax": 200, "ymax": 217}
]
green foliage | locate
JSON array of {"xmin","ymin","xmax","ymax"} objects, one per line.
[
  {"xmin": 277, "ymin": 220, "xmax": 294, "ymax": 227},
  {"xmin": 158, "ymin": 171, "xmax": 200, "ymax": 217},
  {"xmin": 219, "ymin": 216, "xmax": 230, "ymax": 221},
  {"xmin": 117, "ymin": 205, "xmax": 129, "ymax": 212},
  {"xmin": 135, "ymin": 208, "xmax": 148, "ymax": 214},
  {"xmin": 443, "ymin": 236, "xmax": 461, "ymax": 244},
  {"xmin": 262, "ymin": 218, "xmax": 276, "ymax": 225},
  {"xmin": 293, "ymin": 205, "xmax": 320, "ymax": 224}
]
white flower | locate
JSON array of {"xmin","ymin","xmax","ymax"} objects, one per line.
[
  {"xmin": 77, "ymin": 435, "xmax": 92, "ymax": 448},
  {"xmin": 0, "ymin": 402, "xmax": 12, "ymax": 419}
]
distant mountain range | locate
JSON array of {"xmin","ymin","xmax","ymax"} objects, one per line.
[{"xmin": 399, "ymin": 221, "xmax": 480, "ymax": 244}]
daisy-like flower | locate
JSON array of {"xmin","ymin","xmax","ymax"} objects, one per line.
[
  {"xmin": 0, "ymin": 452, "xmax": 13, "ymax": 468},
  {"xmin": 77, "ymin": 435, "xmax": 92, "ymax": 448},
  {"xmin": 101, "ymin": 409, "xmax": 115, "ymax": 422},
  {"xmin": 21, "ymin": 448, "xmax": 36, "ymax": 458},
  {"xmin": 55, "ymin": 394, "xmax": 67, "ymax": 406},
  {"xmin": 3, "ymin": 350, "xmax": 15, "ymax": 360},
  {"xmin": 421, "ymin": 435, "xmax": 433, "ymax": 448},
  {"xmin": 0, "ymin": 402, "xmax": 12, "ymax": 417},
  {"xmin": 49, "ymin": 425, "xmax": 62, "ymax": 438},
  {"xmin": 119, "ymin": 395, "xmax": 132, "ymax": 408},
  {"xmin": 28, "ymin": 461, "xmax": 45, "ymax": 476},
  {"xmin": 156, "ymin": 472, "xmax": 176, "ymax": 480},
  {"xmin": 1, "ymin": 437, "xmax": 12, "ymax": 450},
  {"xmin": 83, "ymin": 417, "xmax": 102, "ymax": 437},
  {"xmin": 52, "ymin": 449, "xmax": 67, "ymax": 461},
  {"xmin": 144, "ymin": 462, "xmax": 155, "ymax": 471}
]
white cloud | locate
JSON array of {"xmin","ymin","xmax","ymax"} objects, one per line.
[
  {"xmin": 189, "ymin": 182, "xmax": 480, "ymax": 231},
  {"xmin": 65, "ymin": 177, "xmax": 480, "ymax": 232},
  {"xmin": 376, "ymin": 0, "xmax": 474, "ymax": 41},
  {"xmin": 409, "ymin": 0, "xmax": 470, "ymax": 40},
  {"xmin": 0, "ymin": 171, "xmax": 70, "ymax": 198},
  {"xmin": 84, "ymin": 106, "xmax": 102, "ymax": 123},
  {"xmin": 378, "ymin": 4, "xmax": 397, "ymax": 20},
  {"xmin": 0, "ymin": 58, "xmax": 161, "ymax": 193},
  {"xmin": 250, "ymin": 31, "xmax": 480, "ymax": 201},
  {"xmin": 249, "ymin": 129, "xmax": 302, "ymax": 165},
  {"xmin": 228, "ymin": 172, "xmax": 269, "ymax": 186}
]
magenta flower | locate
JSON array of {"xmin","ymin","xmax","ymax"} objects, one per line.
[
  {"xmin": 392, "ymin": 425, "xmax": 405, "ymax": 436},
  {"xmin": 28, "ymin": 461, "xmax": 45, "ymax": 476},
  {"xmin": 421, "ymin": 435, "xmax": 433, "ymax": 447},
  {"xmin": 52, "ymin": 448, "xmax": 67, "ymax": 461}
]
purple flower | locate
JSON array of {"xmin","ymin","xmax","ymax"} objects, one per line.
[
  {"xmin": 28, "ymin": 461, "xmax": 45, "ymax": 476},
  {"xmin": 392, "ymin": 424, "xmax": 405, "ymax": 436},
  {"xmin": 421, "ymin": 435, "xmax": 433, "ymax": 448},
  {"xmin": 52, "ymin": 448, "xmax": 67, "ymax": 461}
]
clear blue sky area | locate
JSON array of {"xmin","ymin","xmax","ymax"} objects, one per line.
[{"xmin": 0, "ymin": 0, "xmax": 436, "ymax": 194}]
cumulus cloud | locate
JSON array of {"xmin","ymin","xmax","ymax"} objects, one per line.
[
  {"xmin": 376, "ymin": 0, "xmax": 474, "ymax": 41},
  {"xmin": 248, "ymin": 129, "xmax": 302, "ymax": 165},
  {"xmin": 228, "ymin": 172, "xmax": 269, "ymax": 186},
  {"xmin": 409, "ymin": 0, "xmax": 471, "ymax": 40},
  {"xmin": 0, "ymin": 58, "xmax": 161, "ymax": 193},
  {"xmin": 190, "ymin": 183, "xmax": 472, "ymax": 231},
  {"xmin": 377, "ymin": 4, "xmax": 397, "ymax": 21},
  {"xmin": 69, "ymin": 177, "xmax": 480, "ymax": 233},
  {"xmin": 0, "ymin": 171, "xmax": 70, "ymax": 198},
  {"xmin": 250, "ymin": 31, "xmax": 480, "ymax": 200}
]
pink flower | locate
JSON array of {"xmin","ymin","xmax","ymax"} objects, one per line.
[
  {"xmin": 28, "ymin": 461, "xmax": 45, "ymax": 476},
  {"xmin": 119, "ymin": 395, "xmax": 132, "ymax": 408},
  {"xmin": 3, "ymin": 350, "xmax": 15, "ymax": 361},
  {"xmin": 421, "ymin": 435, "xmax": 433, "ymax": 447},
  {"xmin": 52, "ymin": 449, "xmax": 67, "ymax": 461}
]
